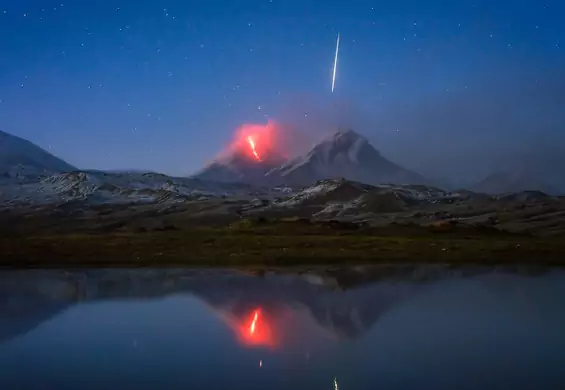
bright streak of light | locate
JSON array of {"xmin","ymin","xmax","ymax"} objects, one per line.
[
  {"xmin": 331, "ymin": 33, "xmax": 340, "ymax": 93},
  {"xmin": 334, "ymin": 377, "xmax": 339, "ymax": 390},
  {"xmin": 247, "ymin": 136, "xmax": 261, "ymax": 161},
  {"xmin": 249, "ymin": 309, "xmax": 260, "ymax": 334},
  {"xmin": 237, "ymin": 307, "xmax": 274, "ymax": 348},
  {"xmin": 259, "ymin": 360, "xmax": 263, "ymax": 368}
]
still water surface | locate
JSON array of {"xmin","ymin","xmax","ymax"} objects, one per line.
[{"xmin": 1, "ymin": 266, "xmax": 565, "ymax": 390}]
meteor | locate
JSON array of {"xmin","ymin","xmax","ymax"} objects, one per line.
[{"xmin": 331, "ymin": 32, "xmax": 340, "ymax": 93}]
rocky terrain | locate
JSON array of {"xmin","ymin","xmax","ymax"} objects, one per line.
[
  {"xmin": 2, "ymin": 175, "xmax": 564, "ymax": 237},
  {"xmin": 0, "ymin": 170, "xmax": 279, "ymax": 207},
  {"xmin": 2, "ymin": 128, "xmax": 565, "ymax": 266}
]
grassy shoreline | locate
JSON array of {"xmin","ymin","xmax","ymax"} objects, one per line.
[{"xmin": 2, "ymin": 221, "xmax": 565, "ymax": 268}]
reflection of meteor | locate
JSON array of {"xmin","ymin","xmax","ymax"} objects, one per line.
[{"xmin": 331, "ymin": 33, "xmax": 340, "ymax": 93}]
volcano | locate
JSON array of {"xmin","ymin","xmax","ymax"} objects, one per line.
[
  {"xmin": 191, "ymin": 148, "xmax": 285, "ymax": 185},
  {"xmin": 191, "ymin": 121, "xmax": 287, "ymax": 184},
  {"xmin": 0, "ymin": 130, "xmax": 76, "ymax": 181},
  {"xmin": 472, "ymin": 170, "xmax": 559, "ymax": 195},
  {"xmin": 265, "ymin": 129, "xmax": 429, "ymax": 187}
]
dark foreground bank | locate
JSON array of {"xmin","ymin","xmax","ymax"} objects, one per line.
[{"xmin": 2, "ymin": 221, "xmax": 565, "ymax": 267}]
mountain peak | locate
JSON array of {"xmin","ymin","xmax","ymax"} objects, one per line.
[
  {"xmin": 325, "ymin": 129, "xmax": 369, "ymax": 150},
  {"xmin": 266, "ymin": 129, "xmax": 429, "ymax": 187},
  {"xmin": 331, "ymin": 128, "xmax": 366, "ymax": 140},
  {"xmin": 304, "ymin": 129, "xmax": 372, "ymax": 162},
  {"xmin": 472, "ymin": 170, "xmax": 559, "ymax": 195},
  {"xmin": 0, "ymin": 129, "xmax": 76, "ymax": 180}
]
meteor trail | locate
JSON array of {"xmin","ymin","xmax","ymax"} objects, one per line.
[{"xmin": 331, "ymin": 33, "xmax": 340, "ymax": 93}]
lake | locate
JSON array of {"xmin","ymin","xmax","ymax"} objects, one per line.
[{"xmin": 1, "ymin": 266, "xmax": 565, "ymax": 390}]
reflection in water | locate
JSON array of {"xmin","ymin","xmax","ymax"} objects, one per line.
[
  {"xmin": 236, "ymin": 308, "xmax": 274, "ymax": 348},
  {"xmin": 0, "ymin": 265, "xmax": 564, "ymax": 390}
]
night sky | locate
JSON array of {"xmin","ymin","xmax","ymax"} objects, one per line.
[{"xmin": 1, "ymin": 0, "xmax": 564, "ymax": 181}]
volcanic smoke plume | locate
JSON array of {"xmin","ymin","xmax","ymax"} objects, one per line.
[
  {"xmin": 216, "ymin": 120, "xmax": 294, "ymax": 164},
  {"xmin": 192, "ymin": 120, "xmax": 298, "ymax": 184}
]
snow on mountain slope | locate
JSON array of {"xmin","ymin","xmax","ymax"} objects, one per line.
[
  {"xmin": 266, "ymin": 130, "xmax": 429, "ymax": 187},
  {"xmin": 0, "ymin": 130, "xmax": 76, "ymax": 180},
  {"xmin": 0, "ymin": 170, "xmax": 273, "ymax": 207},
  {"xmin": 272, "ymin": 178, "xmax": 455, "ymax": 219},
  {"xmin": 275, "ymin": 179, "xmax": 373, "ymax": 207},
  {"xmin": 191, "ymin": 149, "xmax": 285, "ymax": 185}
]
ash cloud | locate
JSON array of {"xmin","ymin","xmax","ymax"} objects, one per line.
[{"xmin": 274, "ymin": 66, "xmax": 565, "ymax": 190}]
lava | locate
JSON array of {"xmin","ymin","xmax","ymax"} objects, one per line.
[
  {"xmin": 219, "ymin": 120, "xmax": 288, "ymax": 163},
  {"xmin": 247, "ymin": 136, "xmax": 261, "ymax": 161}
]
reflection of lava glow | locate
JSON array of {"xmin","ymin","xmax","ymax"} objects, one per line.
[
  {"xmin": 247, "ymin": 136, "xmax": 261, "ymax": 161},
  {"xmin": 250, "ymin": 309, "xmax": 260, "ymax": 334},
  {"xmin": 238, "ymin": 308, "xmax": 274, "ymax": 348}
]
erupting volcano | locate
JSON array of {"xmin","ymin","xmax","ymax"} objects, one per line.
[
  {"xmin": 247, "ymin": 136, "xmax": 261, "ymax": 161},
  {"xmin": 191, "ymin": 120, "xmax": 287, "ymax": 184},
  {"xmin": 228, "ymin": 120, "xmax": 286, "ymax": 163}
]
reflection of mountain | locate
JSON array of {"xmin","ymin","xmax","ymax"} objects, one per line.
[{"xmin": 0, "ymin": 266, "xmax": 542, "ymax": 345}]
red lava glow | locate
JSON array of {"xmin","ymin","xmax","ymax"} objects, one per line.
[
  {"xmin": 220, "ymin": 119, "xmax": 288, "ymax": 163},
  {"xmin": 249, "ymin": 309, "xmax": 260, "ymax": 333}
]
